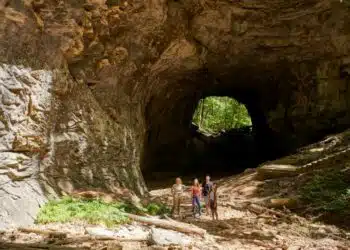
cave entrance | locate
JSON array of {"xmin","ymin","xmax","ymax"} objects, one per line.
[
  {"xmin": 142, "ymin": 92, "xmax": 270, "ymax": 189},
  {"xmin": 187, "ymin": 96, "xmax": 256, "ymax": 177},
  {"xmin": 192, "ymin": 96, "xmax": 252, "ymax": 136}
]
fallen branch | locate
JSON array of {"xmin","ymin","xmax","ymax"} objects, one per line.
[
  {"xmin": 246, "ymin": 203, "xmax": 264, "ymax": 214},
  {"xmin": 1, "ymin": 235, "xmax": 149, "ymax": 249},
  {"xmin": 53, "ymin": 235, "xmax": 149, "ymax": 246},
  {"xmin": 220, "ymin": 202, "xmax": 287, "ymax": 218},
  {"xmin": 18, "ymin": 227, "xmax": 67, "ymax": 238},
  {"xmin": 248, "ymin": 204, "xmax": 286, "ymax": 217},
  {"xmin": 247, "ymin": 239, "xmax": 277, "ymax": 249},
  {"xmin": 257, "ymin": 164, "xmax": 299, "ymax": 180},
  {"xmin": 163, "ymin": 214, "xmax": 179, "ymax": 223},
  {"xmin": 123, "ymin": 213, "xmax": 206, "ymax": 236},
  {"xmin": 269, "ymin": 198, "xmax": 298, "ymax": 209},
  {"xmin": 0, "ymin": 241, "xmax": 88, "ymax": 249},
  {"xmin": 219, "ymin": 202, "xmax": 249, "ymax": 211}
]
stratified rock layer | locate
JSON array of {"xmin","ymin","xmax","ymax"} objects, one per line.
[{"xmin": 1, "ymin": 0, "xmax": 350, "ymax": 227}]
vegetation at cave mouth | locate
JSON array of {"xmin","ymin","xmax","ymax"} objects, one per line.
[
  {"xmin": 36, "ymin": 196, "xmax": 170, "ymax": 227},
  {"xmin": 192, "ymin": 96, "xmax": 252, "ymax": 135}
]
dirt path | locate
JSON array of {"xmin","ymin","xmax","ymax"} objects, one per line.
[
  {"xmin": 1, "ymin": 171, "xmax": 349, "ymax": 249},
  {"xmin": 149, "ymin": 171, "xmax": 350, "ymax": 250}
]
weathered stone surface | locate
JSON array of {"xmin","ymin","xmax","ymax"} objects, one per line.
[
  {"xmin": 1, "ymin": 0, "xmax": 350, "ymax": 228},
  {"xmin": 0, "ymin": 65, "xmax": 54, "ymax": 229},
  {"xmin": 0, "ymin": 175, "xmax": 47, "ymax": 229},
  {"xmin": 150, "ymin": 227, "xmax": 192, "ymax": 246},
  {"xmin": 0, "ymin": 63, "xmax": 146, "ymax": 228}
]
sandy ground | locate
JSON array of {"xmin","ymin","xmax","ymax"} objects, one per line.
[
  {"xmin": 149, "ymin": 171, "xmax": 350, "ymax": 250},
  {"xmin": 1, "ymin": 170, "xmax": 349, "ymax": 249}
]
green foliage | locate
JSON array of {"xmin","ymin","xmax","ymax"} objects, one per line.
[
  {"xmin": 36, "ymin": 196, "xmax": 129, "ymax": 227},
  {"xmin": 145, "ymin": 203, "xmax": 171, "ymax": 216},
  {"xmin": 36, "ymin": 197, "xmax": 171, "ymax": 227},
  {"xmin": 192, "ymin": 96, "xmax": 251, "ymax": 134},
  {"xmin": 300, "ymin": 170, "xmax": 350, "ymax": 217},
  {"xmin": 342, "ymin": 0, "xmax": 350, "ymax": 6}
]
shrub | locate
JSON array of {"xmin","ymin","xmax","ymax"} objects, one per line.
[
  {"xmin": 36, "ymin": 197, "xmax": 171, "ymax": 227},
  {"xmin": 145, "ymin": 203, "xmax": 171, "ymax": 216},
  {"xmin": 36, "ymin": 196, "xmax": 129, "ymax": 227},
  {"xmin": 300, "ymin": 170, "xmax": 350, "ymax": 218}
]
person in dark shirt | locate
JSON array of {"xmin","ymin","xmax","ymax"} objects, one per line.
[
  {"xmin": 202, "ymin": 175, "xmax": 213, "ymax": 216},
  {"xmin": 209, "ymin": 183, "xmax": 218, "ymax": 220}
]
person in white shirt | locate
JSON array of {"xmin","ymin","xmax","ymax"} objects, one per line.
[{"xmin": 171, "ymin": 177, "xmax": 185, "ymax": 216}]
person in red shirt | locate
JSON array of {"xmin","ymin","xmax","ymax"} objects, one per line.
[{"xmin": 190, "ymin": 178, "xmax": 201, "ymax": 216}]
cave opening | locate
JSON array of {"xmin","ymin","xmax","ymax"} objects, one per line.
[
  {"xmin": 187, "ymin": 95, "xmax": 256, "ymax": 175},
  {"xmin": 191, "ymin": 96, "xmax": 252, "ymax": 136},
  {"xmin": 140, "ymin": 62, "xmax": 298, "ymax": 188},
  {"xmin": 141, "ymin": 87, "xmax": 285, "ymax": 188}
]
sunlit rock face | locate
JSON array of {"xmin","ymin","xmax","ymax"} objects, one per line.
[
  {"xmin": 0, "ymin": 65, "xmax": 53, "ymax": 228},
  {"xmin": 0, "ymin": 63, "xmax": 145, "ymax": 228},
  {"xmin": 1, "ymin": 0, "xmax": 350, "ymax": 227}
]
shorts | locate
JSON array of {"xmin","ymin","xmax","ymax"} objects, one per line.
[
  {"xmin": 210, "ymin": 200, "xmax": 217, "ymax": 210},
  {"xmin": 203, "ymin": 196, "xmax": 209, "ymax": 204}
]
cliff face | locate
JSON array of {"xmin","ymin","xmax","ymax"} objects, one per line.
[{"xmin": 1, "ymin": 0, "xmax": 350, "ymax": 228}]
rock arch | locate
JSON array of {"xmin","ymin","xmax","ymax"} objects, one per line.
[{"xmin": 1, "ymin": 0, "xmax": 350, "ymax": 227}]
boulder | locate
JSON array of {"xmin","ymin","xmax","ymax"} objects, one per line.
[
  {"xmin": 85, "ymin": 227, "xmax": 116, "ymax": 237},
  {"xmin": 150, "ymin": 228, "xmax": 192, "ymax": 246}
]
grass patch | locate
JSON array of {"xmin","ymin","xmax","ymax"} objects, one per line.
[
  {"xmin": 36, "ymin": 196, "xmax": 129, "ymax": 227},
  {"xmin": 300, "ymin": 170, "xmax": 350, "ymax": 222},
  {"xmin": 36, "ymin": 196, "xmax": 171, "ymax": 227}
]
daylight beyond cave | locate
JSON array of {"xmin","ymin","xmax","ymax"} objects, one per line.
[
  {"xmin": 192, "ymin": 96, "xmax": 252, "ymax": 135},
  {"xmin": 143, "ymin": 94, "xmax": 269, "ymax": 185}
]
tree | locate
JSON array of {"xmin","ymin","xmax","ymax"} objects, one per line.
[{"xmin": 192, "ymin": 96, "xmax": 252, "ymax": 134}]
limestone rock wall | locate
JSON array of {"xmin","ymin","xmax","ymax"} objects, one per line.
[
  {"xmin": 0, "ymin": 62, "xmax": 146, "ymax": 228},
  {"xmin": 0, "ymin": 64, "xmax": 54, "ymax": 228},
  {"xmin": 0, "ymin": 0, "xmax": 150, "ymax": 228},
  {"xmin": 1, "ymin": 0, "xmax": 350, "ymax": 228},
  {"xmin": 48, "ymin": 81, "xmax": 146, "ymax": 196},
  {"xmin": 267, "ymin": 60, "xmax": 350, "ymax": 148}
]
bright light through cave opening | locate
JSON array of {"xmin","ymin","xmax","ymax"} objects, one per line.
[{"xmin": 191, "ymin": 96, "xmax": 252, "ymax": 136}]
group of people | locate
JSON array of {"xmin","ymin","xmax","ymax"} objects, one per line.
[{"xmin": 171, "ymin": 175, "xmax": 218, "ymax": 220}]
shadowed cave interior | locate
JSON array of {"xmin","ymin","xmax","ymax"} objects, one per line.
[
  {"xmin": 141, "ymin": 86, "xmax": 292, "ymax": 187},
  {"xmin": 136, "ymin": 60, "xmax": 350, "ymax": 188}
]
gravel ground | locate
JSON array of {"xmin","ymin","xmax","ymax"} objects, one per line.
[{"xmin": 1, "ymin": 171, "xmax": 349, "ymax": 249}]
